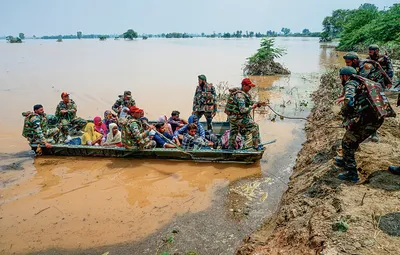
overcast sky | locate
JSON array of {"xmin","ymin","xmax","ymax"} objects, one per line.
[{"xmin": 0, "ymin": 0, "xmax": 397, "ymax": 36}]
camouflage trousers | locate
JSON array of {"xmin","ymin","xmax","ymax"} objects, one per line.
[
  {"xmin": 228, "ymin": 115, "xmax": 260, "ymax": 148},
  {"xmin": 342, "ymin": 116, "xmax": 384, "ymax": 175},
  {"xmin": 60, "ymin": 118, "xmax": 87, "ymax": 135},
  {"xmin": 195, "ymin": 111, "xmax": 213, "ymax": 130},
  {"xmin": 28, "ymin": 127, "xmax": 60, "ymax": 144}
]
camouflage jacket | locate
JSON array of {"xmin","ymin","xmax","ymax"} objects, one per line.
[
  {"xmin": 55, "ymin": 99, "xmax": 77, "ymax": 122},
  {"xmin": 112, "ymin": 97, "xmax": 136, "ymax": 114},
  {"xmin": 359, "ymin": 59, "xmax": 391, "ymax": 87},
  {"xmin": 192, "ymin": 83, "xmax": 217, "ymax": 112},
  {"xmin": 121, "ymin": 116, "xmax": 151, "ymax": 149},
  {"xmin": 22, "ymin": 112, "xmax": 48, "ymax": 144},
  {"xmin": 367, "ymin": 54, "xmax": 394, "ymax": 78},
  {"xmin": 224, "ymin": 88, "xmax": 254, "ymax": 118}
]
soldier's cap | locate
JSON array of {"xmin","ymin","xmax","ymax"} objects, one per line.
[
  {"xmin": 198, "ymin": 74, "xmax": 207, "ymax": 81},
  {"xmin": 339, "ymin": 66, "xmax": 357, "ymax": 76},
  {"xmin": 241, "ymin": 78, "xmax": 256, "ymax": 87},
  {"xmin": 369, "ymin": 44, "xmax": 379, "ymax": 50},
  {"xmin": 129, "ymin": 106, "xmax": 139, "ymax": 113},
  {"xmin": 61, "ymin": 92, "xmax": 70, "ymax": 98},
  {"xmin": 343, "ymin": 52, "xmax": 359, "ymax": 60},
  {"xmin": 33, "ymin": 104, "xmax": 43, "ymax": 111},
  {"xmin": 124, "ymin": 91, "xmax": 132, "ymax": 98}
]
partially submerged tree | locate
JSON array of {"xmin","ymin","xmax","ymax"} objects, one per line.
[
  {"xmin": 6, "ymin": 36, "xmax": 22, "ymax": 43},
  {"xmin": 99, "ymin": 35, "xmax": 107, "ymax": 41},
  {"xmin": 77, "ymin": 31, "xmax": 82, "ymax": 39},
  {"xmin": 18, "ymin": 33, "xmax": 25, "ymax": 40},
  {"xmin": 57, "ymin": 36, "xmax": 63, "ymax": 42},
  {"xmin": 123, "ymin": 29, "xmax": 138, "ymax": 40},
  {"xmin": 244, "ymin": 38, "xmax": 290, "ymax": 75}
]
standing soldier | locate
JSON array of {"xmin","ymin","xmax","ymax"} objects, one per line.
[
  {"xmin": 342, "ymin": 52, "xmax": 390, "ymax": 142},
  {"xmin": 192, "ymin": 74, "xmax": 217, "ymax": 131},
  {"xmin": 121, "ymin": 106, "xmax": 156, "ymax": 150},
  {"xmin": 55, "ymin": 92, "xmax": 87, "ymax": 139},
  {"xmin": 224, "ymin": 78, "xmax": 264, "ymax": 150},
  {"xmin": 22, "ymin": 104, "xmax": 60, "ymax": 148},
  {"xmin": 367, "ymin": 44, "xmax": 394, "ymax": 87},
  {"xmin": 112, "ymin": 91, "xmax": 136, "ymax": 117},
  {"xmin": 336, "ymin": 67, "xmax": 386, "ymax": 182}
]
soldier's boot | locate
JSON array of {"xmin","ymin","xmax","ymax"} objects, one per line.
[
  {"xmin": 334, "ymin": 156, "xmax": 345, "ymax": 167},
  {"xmin": 369, "ymin": 132, "xmax": 379, "ymax": 143},
  {"xmin": 338, "ymin": 170, "xmax": 359, "ymax": 183},
  {"xmin": 388, "ymin": 166, "xmax": 400, "ymax": 175}
]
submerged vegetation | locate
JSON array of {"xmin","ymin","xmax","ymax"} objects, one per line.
[
  {"xmin": 244, "ymin": 38, "xmax": 290, "ymax": 75},
  {"xmin": 6, "ymin": 36, "xmax": 22, "ymax": 43}
]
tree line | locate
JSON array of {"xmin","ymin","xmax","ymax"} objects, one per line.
[
  {"xmin": 4, "ymin": 28, "xmax": 321, "ymax": 43},
  {"xmin": 320, "ymin": 3, "xmax": 400, "ymax": 54}
]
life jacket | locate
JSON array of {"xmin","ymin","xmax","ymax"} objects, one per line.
[
  {"xmin": 22, "ymin": 111, "xmax": 48, "ymax": 138},
  {"xmin": 224, "ymin": 88, "xmax": 251, "ymax": 116},
  {"xmin": 352, "ymin": 75, "xmax": 396, "ymax": 119}
]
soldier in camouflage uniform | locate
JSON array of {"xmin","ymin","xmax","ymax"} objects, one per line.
[
  {"xmin": 343, "ymin": 52, "xmax": 390, "ymax": 142},
  {"xmin": 192, "ymin": 74, "xmax": 217, "ymax": 131},
  {"xmin": 224, "ymin": 78, "xmax": 263, "ymax": 150},
  {"xmin": 55, "ymin": 92, "xmax": 87, "ymax": 138},
  {"xmin": 112, "ymin": 91, "xmax": 136, "ymax": 117},
  {"xmin": 367, "ymin": 44, "xmax": 394, "ymax": 86},
  {"xmin": 121, "ymin": 106, "xmax": 156, "ymax": 149},
  {"xmin": 22, "ymin": 104, "xmax": 60, "ymax": 148},
  {"xmin": 336, "ymin": 67, "xmax": 385, "ymax": 182},
  {"xmin": 343, "ymin": 52, "xmax": 391, "ymax": 88}
]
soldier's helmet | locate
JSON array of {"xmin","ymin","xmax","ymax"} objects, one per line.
[
  {"xmin": 47, "ymin": 114, "xmax": 59, "ymax": 127},
  {"xmin": 343, "ymin": 52, "xmax": 359, "ymax": 60},
  {"xmin": 339, "ymin": 66, "xmax": 357, "ymax": 76},
  {"xmin": 368, "ymin": 44, "xmax": 379, "ymax": 50}
]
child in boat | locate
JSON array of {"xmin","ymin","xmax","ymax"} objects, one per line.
[{"xmin": 182, "ymin": 123, "xmax": 213, "ymax": 150}]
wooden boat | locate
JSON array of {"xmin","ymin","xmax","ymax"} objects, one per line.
[{"xmin": 29, "ymin": 121, "xmax": 270, "ymax": 163}]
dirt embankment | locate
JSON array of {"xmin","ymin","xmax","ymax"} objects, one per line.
[{"xmin": 237, "ymin": 68, "xmax": 400, "ymax": 254}]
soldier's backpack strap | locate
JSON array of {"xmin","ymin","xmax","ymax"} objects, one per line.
[{"xmin": 352, "ymin": 75, "xmax": 396, "ymax": 118}]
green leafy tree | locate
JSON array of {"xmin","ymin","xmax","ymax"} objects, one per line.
[
  {"xmin": 77, "ymin": 31, "xmax": 82, "ymax": 39},
  {"xmin": 337, "ymin": 3, "xmax": 400, "ymax": 51},
  {"xmin": 123, "ymin": 29, "xmax": 138, "ymax": 40},
  {"xmin": 302, "ymin": 29, "xmax": 310, "ymax": 34},
  {"xmin": 57, "ymin": 36, "xmax": 63, "ymax": 42},
  {"xmin": 18, "ymin": 33, "xmax": 25, "ymax": 40},
  {"xmin": 281, "ymin": 28, "xmax": 291, "ymax": 35},
  {"xmin": 248, "ymin": 38, "xmax": 286, "ymax": 64},
  {"xmin": 99, "ymin": 35, "xmax": 107, "ymax": 41}
]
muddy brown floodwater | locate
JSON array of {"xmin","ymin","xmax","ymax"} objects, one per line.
[{"xmin": 0, "ymin": 38, "xmax": 339, "ymax": 254}]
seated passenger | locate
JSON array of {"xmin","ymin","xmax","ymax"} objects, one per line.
[
  {"xmin": 168, "ymin": 110, "xmax": 187, "ymax": 131},
  {"xmin": 94, "ymin": 116, "xmax": 108, "ymax": 140},
  {"xmin": 55, "ymin": 92, "xmax": 87, "ymax": 138},
  {"xmin": 157, "ymin": 115, "xmax": 173, "ymax": 135},
  {"xmin": 174, "ymin": 115, "xmax": 205, "ymax": 140},
  {"xmin": 103, "ymin": 110, "xmax": 118, "ymax": 130},
  {"xmin": 103, "ymin": 123, "xmax": 123, "ymax": 147},
  {"xmin": 182, "ymin": 124, "xmax": 213, "ymax": 150},
  {"xmin": 121, "ymin": 106, "xmax": 156, "ymax": 150},
  {"xmin": 81, "ymin": 123, "xmax": 103, "ymax": 146},
  {"xmin": 152, "ymin": 123, "xmax": 180, "ymax": 148},
  {"xmin": 22, "ymin": 104, "xmax": 60, "ymax": 148}
]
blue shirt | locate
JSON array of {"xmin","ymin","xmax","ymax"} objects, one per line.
[
  {"xmin": 174, "ymin": 123, "xmax": 205, "ymax": 138},
  {"xmin": 152, "ymin": 132, "xmax": 174, "ymax": 148}
]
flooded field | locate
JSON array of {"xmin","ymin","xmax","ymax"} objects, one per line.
[{"xmin": 0, "ymin": 37, "xmax": 339, "ymax": 254}]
